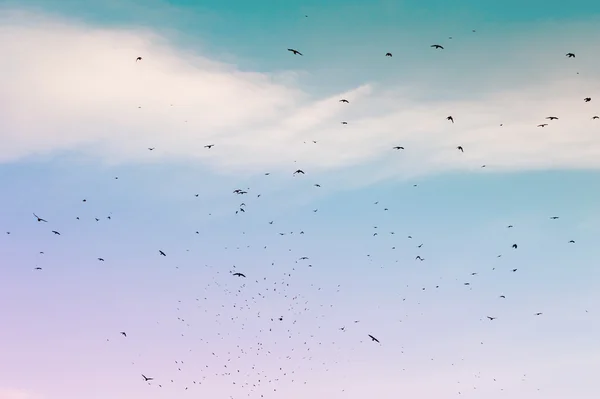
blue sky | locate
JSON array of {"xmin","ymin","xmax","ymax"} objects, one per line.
[{"xmin": 1, "ymin": 1, "xmax": 600, "ymax": 399}]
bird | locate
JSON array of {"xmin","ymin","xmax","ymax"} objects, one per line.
[
  {"xmin": 487, "ymin": 316, "xmax": 496, "ymax": 321},
  {"xmin": 550, "ymin": 216, "xmax": 560, "ymax": 219},
  {"xmin": 368, "ymin": 334, "xmax": 380, "ymax": 343},
  {"xmin": 593, "ymin": 116, "xmax": 599, "ymax": 119},
  {"xmin": 385, "ymin": 52, "xmax": 392, "ymax": 57},
  {"xmin": 512, "ymin": 244, "xmax": 518, "ymax": 249},
  {"xmin": 34, "ymin": 267, "xmax": 42, "ymax": 270},
  {"xmin": 546, "ymin": 116, "xmax": 559, "ymax": 120},
  {"xmin": 457, "ymin": 146, "xmax": 464, "ymax": 152},
  {"xmin": 447, "ymin": 116, "xmax": 454, "ymax": 123},
  {"xmin": 569, "ymin": 240, "xmax": 575, "ymax": 243},
  {"xmin": 293, "ymin": 169, "xmax": 305, "ymax": 175},
  {"xmin": 341, "ymin": 121, "xmax": 348, "ymax": 124},
  {"xmin": 204, "ymin": 144, "xmax": 214, "ymax": 149},
  {"xmin": 159, "ymin": 250, "xmax": 166, "ymax": 256},
  {"xmin": 415, "ymin": 256, "xmax": 424, "ymax": 261},
  {"xmin": 120, "ymin": 332, "xmax": 127, "ymax": 337},
  {"xmin": 392, "ymin": 146, "xmax": 404, "ymax": 150},
  {"xmin": 142, "ymin": 374, "xmax": 153, "ymax": 382},
  {"xmin": 431, "ymin": 44, "xmax": 444, "ymax": 49},
  {"xmin": 339, "ymin": 99, "xmax": 349, "ymax": 103},
  {"xmin": 566, "ymin": 53, "xmax": 575, "ymax": 58},
  {"xmin": 148, "ymin": 147, "xmax": 155, "ymax": 151},
  {"xmin": 33, "ymin": 213, "xmax": 47, "ymax": 222},
  {"xmin": 97, "ymin": 258, "xmax": 105, "ymax": 261},
  {"xmin": 499, "ymin": 295, "xmax": 506, "ymax": 299},
  {"xmin": 535, "ymin": 312, "xmax": 543, "ymax": 316},
  {"xmin": 136, "ymin": 56, "xmax": 142, "ymax": 62},
  {"xmin": 537, "ymin": 124, "xmax": 548, "ymax": 127},
  {"xmin": 287, "ymin": 48, "xmax": 302, "ymax": 56},
  {"xmin": 584, "ymin": 97, "xmax": 591, "ymax": 102},
  {"xmin": 51, "ymin": 231, "xmax": 60, "ymax": 235},
  {"xmin": 233, "ymin": 272, "xmax": 246, "ymax": 277}
]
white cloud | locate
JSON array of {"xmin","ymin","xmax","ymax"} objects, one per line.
[{"xmin": 1, "ymin": 9, "xmax": 600, "ymax": 181}]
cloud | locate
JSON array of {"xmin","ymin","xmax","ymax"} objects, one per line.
[
  {"xmin": 0, "ymin": 388, "xmax": 42, "ymax": 399},
  {"xmin": 1, "ymin": 8, "xmax": 600, "ymax": 181}
]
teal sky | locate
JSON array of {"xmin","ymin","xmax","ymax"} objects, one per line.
[{"xmin": 1, "ymin": 1, "xmax": 600, "ymax": 399}]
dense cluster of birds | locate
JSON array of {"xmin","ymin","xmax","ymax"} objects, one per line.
[{"xmin": 4, "ymin": 14, "xmax": 597, "ymax": 399}]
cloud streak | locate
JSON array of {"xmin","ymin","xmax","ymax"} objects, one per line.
[{"xmin": 1, "ymin": 9, "xmax": 600, "ymax": 181}]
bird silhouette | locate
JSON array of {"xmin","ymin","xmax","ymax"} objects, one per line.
[
  {"xmin": 33, "ymin": 213, "xmax": 47, "ymax": 222},
  {"xmin": 232, "ymin": 272, "xmax": 246, "ymax": 277},
  {"xmin": 368, "ymin": 334, "xmax": 380, "ymax": 343},
  {"xmin": 287, "ymin": 48, "xmax": 302, "ymax": 56},
  {"xmin": 431, "ymin": 44, "xmax": 444, "ymax": 49},
  {"xmin": 385, "ymin": 52, "xmax": 392, "ymax": 57},
  {"xmin": 457, "ymin": 146, "xmax": 464, "ymax": 152},
  {"xmin": 566, "ymin": 53, "xmax": 575, "ymax": 58},
  {"xmin": 447, "ymin": 116, "xmax": 454, "ymax": 123}
]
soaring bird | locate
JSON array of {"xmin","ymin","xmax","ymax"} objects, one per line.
[
  {"xmin": 487, "ymin": 316, "xmax": 496, "ymax": 321},
  {"xmin": 537, "ymin": 124, "xmax": 548, "ymax": 127},
  {"xmin": 148, "ymin": 147, "xmax": 155, "ymax": 151},
  {"xmin": 368, "ymin": 334, "xmax": 380, "ymax": 343},
  {"xmin": 546, "ymin": 116, "xmax": 559, "ymax": 120},
  {"xmin": 512, "ymin": 244, "xmax": 518, "ymax": 249},
  {"xmin": 287, "ymin": 48, "xmax": 302, "ymax": 55},
  {"xmin": 142, "ymin": 374, "xmax": 153, "ymax": 382},
  {"xmin": 293, "ymin": 169, "xmax": 305, "ymax": 175},
  {"xmin": 593, "ymin": 116, "xmax": 599, "ymax": 119},
  {"xmin": 550, "ymin": 216, "xmax": 559, "ymax": 219},
  {"xmin": 393, "ymin": 146, "xmax": 404, "ymax": 150},
  {"xmin": 98, "ymin": 258, "xmax": 105, "ymax": 261},
  {"xmin": 385, "ymin": 52, "xmax": 392, "ymax": 57},
  {"xmin": 339, "ymin": 99, "xmax": 349, "ymax": 103},
  {"xmin": 535, "ymin": 312, "xmax": 543, "ymax": 316},
  {"xmin": 120, "ymin": 332, "xmax": 127, "ymax": 337},
  {"xmin": 232, "ymin": 272, "xmax": 246, "ymax": 277},
  {"xmin": 159, "ymin": 250, "xmax": 166, "ymax": 256},
  {"xmin": 204, "ymin": 144, "xmax": 214, "ymax": 149},
  {"xmin": 457, "ymin": 146, "xmax": 464, "ymax": 152},
  {"xmin": 136, "ymin": 56, "xmax": 142, "ymax": 62},
  {"xmin": 51, "ymin": 231, "xmax": 60, "ymax": 235},
  {"xmin": 584, "ymin": 97, "xmax": 591, "ymax": 102},
  {"xmin": 341, "ymin": 121, "xmax": 348, "ymax": 124},
  {"xmin": 431, "ymin": 44, "xmax": 444, "ymax": 49},
  {"xmin": 447, "ymin": 116, "xmax": 454, "ymax": 123},
  {"xmin": 568, "ymin": 240, "xmax": 575, "ymax": 243},
  {"xmin": 33, "ymin": 213, "xmax": 47, "ymax": 222},
  {"xmin": 566, "ymin": 53, "xmax": 575, "ymax": 58}
]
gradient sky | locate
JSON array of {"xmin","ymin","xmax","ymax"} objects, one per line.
[{"xmin": 1, "ymin": 1, "xmax": 600, "ymax": 399}]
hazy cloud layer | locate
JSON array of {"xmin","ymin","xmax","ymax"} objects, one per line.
[{"xmin": 1, "ymin": 9, "xmax": 600, "ymax": 179}]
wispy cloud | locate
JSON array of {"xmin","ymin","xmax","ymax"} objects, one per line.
[
  {"xmin": 1, "ymin": 9, "xmax": 599, "ymax": 181},
  {"xmin": 0, "ymin": 388, "xmax": 43, "ymax": 399}
]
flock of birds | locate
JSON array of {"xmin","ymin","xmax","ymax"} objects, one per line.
[{"xmin": 4, "ymin": 14, "xmax": 598, "ymax": 399}]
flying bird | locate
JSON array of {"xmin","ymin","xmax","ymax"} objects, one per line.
[
  {"xmin": 51, "ymin": 231, "xmax": 60, "ymax": 235},
  {"xmin": 566, "ymin": 53, "xmax": 575, "ymax": 58},
  {"xmin": 487, "ymin": 316, "xmax": 496, "ymax": 321},
  {"xmin": 368, "ymin": 334, "xmax": 380, "ymax": 343},
  {"xmin": 550, "ymin": 216, "xmax": 559, "ymax": 219},
  {"xmin": 393, "ymin": 146, "xmax": 404, "ymax": 150},
  {"xmin": 512, "ymin": 244, "xmax": 518, "ymax": 249},
  {"xmin": 204, "ymin": 144, "xmax": 214, "ymax": 149},
  {"xmin": 457, "ymin": 146, "xmax": 464, "ymax": 152},
  {"xmin": 385, "ymin": 52, "xmax": 392, "ymax": 57},
  {"xmin": 546, "ymin": 116, "xmax": 559, "ymax": 120},
  {"xmin": 136, "ymin": 56, "xmax": 142, "ymax": 62},
  {"xmin": 584, "ymin": 97, "xmax": 591, "ymax": 102},
  {"xmin": 537, "ymin": 124, "xmax": 548, "ymax": 127},
  {"xmin": 339, "ymin": 99, "xmax": 349, "ymax": 103},
  {"xmin": 592, "ymin": 116, "xmax": 599, "ymax": 119},
  {"xmin": 431, "ymin": 44, "xmax": 444, "ymax": 49},
  {"xmin": 159, "ymin": 250, "xmax": 166, "ymax": 256},
  {"xmin": 33, "ymin": 213, "xmax": 47, "ymax": 222},
  {"xmin": 447, "ymin": 116, "xmax": 454, "ymax": 123},
  {"xmin": 120, "ymin": 332, "xmax": 127, "ymax": 337},
  {"xmin": 287, "ymin": 48, "xmax": 302, "ymax": 55},
  {"xmin": 98, "ymin": 258, "xmax": 105, "ymax": 261},
  {"xmin": 142, "ymin": 374, "xmax": 153, "ymax": 382},
  {"xmin": 232, "ymin": 272, "xmax": 246, "ymax": 277},
  {"xmin": 293, "ymin": 169, "xmax": 305, "ymax": 175}
]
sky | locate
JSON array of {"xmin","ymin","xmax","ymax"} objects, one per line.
[{"xmin": 0, "ymin": 0, "xmax": 599, "ymax": 398}]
